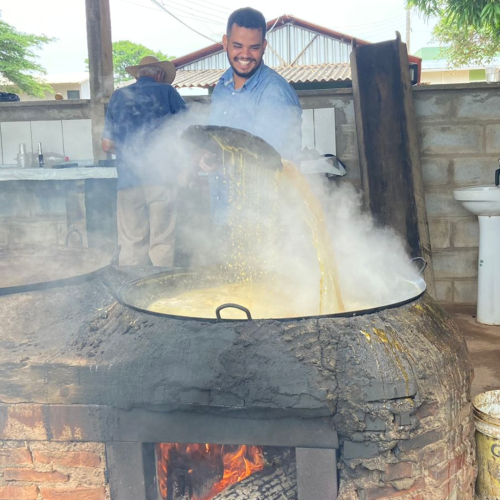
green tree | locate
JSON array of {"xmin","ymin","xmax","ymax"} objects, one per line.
[
  {"xmin": 86, "ymin": 40, "xmax": 174, "ymax": 84},
  {"xmin": 408, "ymin": 0, "xmax": 500, "ymax": 66},
  {"xmin": 0, "ymin": 20, "xmax": 55, "ymax": 97}
]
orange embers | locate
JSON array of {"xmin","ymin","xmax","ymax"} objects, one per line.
[{"xmin": 156, "ymin": 443, "xmax": 264, "ymax": 500}]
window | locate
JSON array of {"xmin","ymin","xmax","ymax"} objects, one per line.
[{"xmin": 67, "ymin": 90, "xmax": 80, "ymax": 100}]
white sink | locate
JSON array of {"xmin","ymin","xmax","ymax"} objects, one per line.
[
  {"xmin": 453, "ymin": 185, "xmax": 500, "ymax": 216},
  {"xmin": 453, "ymin": 185, "xmax": 500, "ymax": 325}
]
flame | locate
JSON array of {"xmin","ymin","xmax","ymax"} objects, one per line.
[{"xmin": 157, "ymin": 443, "xmax": 264, "ymax": 500}]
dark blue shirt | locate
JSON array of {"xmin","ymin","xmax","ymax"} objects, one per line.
[
  {"xmin": 103, "ymin": 76, "xmax": 187, "ymax": 190},
  {"xmin": 207, "ymin": 63, "xmax": 302, "ymax": 224}
]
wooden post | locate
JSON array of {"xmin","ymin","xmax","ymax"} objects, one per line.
[
  {"xmin": 350, "ymin": 35, "xmax": 436, "ymax": 297},
  {"xmin": 85, "ymin": 0, "xmax": 114, "ymax": 163}
]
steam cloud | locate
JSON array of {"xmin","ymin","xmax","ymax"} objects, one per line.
[{"xmin": 68, "ymin": 92, "xmax": 425, "ymax": 315}]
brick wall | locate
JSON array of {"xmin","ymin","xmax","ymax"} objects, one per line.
[
  {"xmin": 298, "ymin": 84, "xmax": 500, "ymax": 305},
  {"xmin": 0, "ymin": 442, "xmax": 109, "ymax": 500},
  {"xmin": 414, "ymin": 84, "xmax": 500, "ymax": 304},
  {"xmin": 0, "ymin": 180, "xmax": 88, "ymax": 249}
]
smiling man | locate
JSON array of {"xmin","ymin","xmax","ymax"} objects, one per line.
[{"xmin": 204, "ymin": 7, "xmax": 303, "ymax": 225}]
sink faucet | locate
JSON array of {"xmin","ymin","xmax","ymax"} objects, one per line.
[{"xmin": 497, "ymin": 158, "xmax": 500, "ymax": 187}]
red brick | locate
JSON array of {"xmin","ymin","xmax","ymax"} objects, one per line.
[
  {"xmin": 0, "ymin": 448, "xmax": 33, "ymax": 466},
  {"xmin": 33, "ymin": 451, "xmax": 101, "ymax": 468},
  {"xmin": 385, "ymin": 462, "xmax": 413, "ymax": 481},
  {"xmin": 0, "ymin": 406, "xmax": 47, "ymax": 440},
  {"xmin": 429, "ymin": 464, "xmax": 450, "ymax": 483},
  {"xmin": 424, "ymin": 447, "xmax": 447, "ymax": 468},
  {"xmin": 39, "ymin": 488, "xmax": 105, "ymax": 500},
  {"xmin": 449, "ymin": 452, "xmax": 466, "ymax": 476},
  {"xmin": 0, "ymin": 486, "xmax": 38, "ymax": 500},
  {"xmin": 362, "ymin": 478, "xmax": 425, "ymax": 500},
  {"xmin": 4, "ymin": 469, "xmax": 69, "ymax": 482},
  {"xmin": 436, "ymin": 476, "xmax": 457, "ymax": 500},
  {"xmin": 416, "ymin": 401, "xmax": 438, "ymax": 420}
]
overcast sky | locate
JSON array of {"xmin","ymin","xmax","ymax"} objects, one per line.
[{"xmin": 0, "ymin": 0, "xmax": 437, "ymax": 75}]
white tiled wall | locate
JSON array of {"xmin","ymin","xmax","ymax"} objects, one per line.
[
  {"xmin": 0, "ymin": 119, "xmax": 93, "ymax": 165},
  {"xmin": 302, "ymin": 109, "xmax": 315, "ymax": 150},
  {"xmin": 313, "ymin": 108, "xmax": 336, "ymax": 155},
  {"xmin": 301, "ymin": 108, "xmax": 336, "ymax": 155},
  {"xmin": 1, "ymin": 122, "xmax": 32, "ymax": 164},
  {"xmin": 31, "ymin": 121, "xmax": 64, "ymax": 157},
  {"xmin": 62, "ymin": 120, "xmax": 93, "ymax": 161},
  {"xmin": 1, "ymin": 111, "xmax": 335, "ymax": 165}
]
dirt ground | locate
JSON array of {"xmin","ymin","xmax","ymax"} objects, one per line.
[{"xmin": 443, "ymin": 304, "xmax": 500, "ymax": 398}]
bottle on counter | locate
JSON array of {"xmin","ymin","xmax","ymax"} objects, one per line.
[
  {"xmin": 16, "ymin": 143, "xmax": 30, "ymax": 168},
  {"xmin": 38, "ymin": 142, "xmax": 44, "ymax": 168}
]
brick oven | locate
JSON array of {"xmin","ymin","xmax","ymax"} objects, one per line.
[{"xmin": 0, "ymin": 265, "xmax": 475, "ymax": 500}]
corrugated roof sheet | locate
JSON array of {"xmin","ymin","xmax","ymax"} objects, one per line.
[{"xmin": 173, "ymin": 63, "xmax": 351, "ymax": 89}]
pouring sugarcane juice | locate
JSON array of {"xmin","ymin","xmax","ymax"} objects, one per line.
[{"xmin": 149, "ymin": 134, "xmax": 344, "ymax": 320}]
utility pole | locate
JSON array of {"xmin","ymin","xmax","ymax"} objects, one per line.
[{"xmin": 406, "ymin": 6, "xmax": 411, "ymax": 53}]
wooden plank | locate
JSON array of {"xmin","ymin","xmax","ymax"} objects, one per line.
[
  {"xmin": 85, "ymin": 0, "xmax": 114, "ymax": 163},
  {"xmin": 350, "ymin": 36, "xmax": 436, "ymax": 296}
]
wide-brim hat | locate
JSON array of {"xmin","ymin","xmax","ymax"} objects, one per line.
[{"xmin": 125, "ymin": 55, "xmax": 176, "ymax": 84}]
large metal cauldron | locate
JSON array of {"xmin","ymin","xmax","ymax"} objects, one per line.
[{"xmin": 115, "ymin": 266, "xmax": 427, "ymax": 321}]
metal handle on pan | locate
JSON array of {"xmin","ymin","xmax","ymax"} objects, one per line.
[
  {"xmin": 216, "ymin": 303, "xmax": 253, "ymax": 320},
  {"xmin": 65, "ymin": 228, "xmax": 83, "ymax": 247},
  {"xmin": 411, "ymin": 257, "xmax": 427, "ymax": 276}
]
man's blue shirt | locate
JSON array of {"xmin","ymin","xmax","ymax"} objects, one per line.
[
  {"xmin": 103, "ymin": 76, "xmax": 187, "ymax": 190},
  {"xmin": 207, "ymin": 63, "xmax": 302, "ymax": 224}
]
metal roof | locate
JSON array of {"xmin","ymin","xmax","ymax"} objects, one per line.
[
  {"xmin": 171, "ymin": 14, "xmax": 421, "ymax": 80},
  {"xmin": 174, "ymin": 16, "xmax": 364, "ymax": 71},
  {"xmin": 173, "ymin": 63, "xmax": 351, "ymax": 89}
]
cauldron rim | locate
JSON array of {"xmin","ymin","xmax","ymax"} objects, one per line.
[
  {"xmin": 0, "ymin": 245, "xmax": 114, "ymax": 296},
  {"xmin": 115, "ymin": 268, "xmax": 427, "ymax": 323}
]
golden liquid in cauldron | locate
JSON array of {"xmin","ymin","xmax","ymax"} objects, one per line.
[
  {"xmin": 149, "ymin": 281, "xmax": 301, "ymax": 320},
  {"xmin": 148, "ymin": 148, "xmax": 344, "ymax": 320}
]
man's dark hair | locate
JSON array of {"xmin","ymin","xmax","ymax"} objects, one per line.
[{"xmin": 226, "ymin": 8, "xmax": 267, "ymax": 39}]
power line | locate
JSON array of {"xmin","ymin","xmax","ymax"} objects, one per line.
[
  {"xmin": 149, "ymin": 0, "xmax": 222, "ymax": 44},
  {"xmin": 115, "ymin": 0, "xmax": 225, "ymax": 26},
  {"xmin": 175, "ymin": 0, "xmax": 230, "ymax": 16},
  {"xmin": 159, "ymin": 0, "xmax": 227, "ymax": 22}
]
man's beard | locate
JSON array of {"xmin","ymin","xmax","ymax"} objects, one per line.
[{"xmin": 229, "ymin": 57, "xmax": 262, "ymax": 80}]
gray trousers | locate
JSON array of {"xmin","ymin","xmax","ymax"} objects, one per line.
[{"xmin": 117, "ymin": 185, "xmax": 177, "ymax": 266}]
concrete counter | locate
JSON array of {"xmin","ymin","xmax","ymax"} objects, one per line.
[{"xmin": 0, "ymin": 167, "xmax": 117, "ymax": 182}]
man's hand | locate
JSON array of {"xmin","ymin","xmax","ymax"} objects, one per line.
[
  {"xmin": 199, "ymin": 152, "xmax": 219, "ymax": 172},
  {"xmin": 101, "ymin": 138, "xmax": 116, "ymax": 154}
]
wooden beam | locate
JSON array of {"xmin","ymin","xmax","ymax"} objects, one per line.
[
  {"xmin": 350, "ymin": 36, "xmax": 436, "ymax": 297},
  {"xmin": 85, "ymin": 0, "xmax": 114, "ymax": 163}
]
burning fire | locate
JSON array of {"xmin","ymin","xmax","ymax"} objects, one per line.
[{"xmin": 157, "ymin": 443, "xmax": 264, "ymax": 500}]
